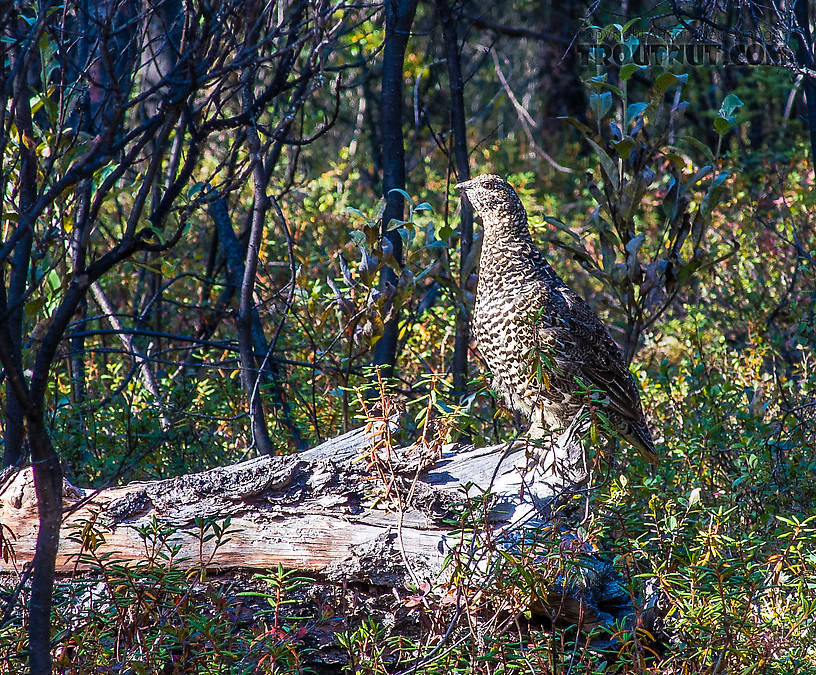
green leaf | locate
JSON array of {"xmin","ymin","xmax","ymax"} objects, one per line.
[
  {"xmin": 714, "ymin": 116, "xmax": 735, "ymax": 135},
  {"xmin": 543, "ymin": 216, "xmax": 581, "ymax": 241},
  {"xmin": 587, "ymin": 139, "xmax": 620, "ymax": 191},
  {"xmin": 663, "ymin": 152, "xmax": 686, "ymax": 171},
  {"xmin": 29, "ymin": 94, "xmax": 45, "ymax": 116},
  {"xmin": 679, "ymin": 135, "xmax": 715, "ymax": 161},
  {"xmin": 621, "ymin": 17, "xmax": 640, "ymax": 34},
  {"xmin": 388, "ymin": 188, "xmax": 411, "ymax": 202},
  {"xmin": 619, "ymin": 64, "xmax": 644, "ymax": 81},
  {"xmin": 661, "ymin": 176, "xmax": 679, "ymax": 219},
  {"xmin": 586, "ymin": 75, "xmax": 623, "ymax": 97},
  {"xmin": 558, "ymin": 116, "xmax": 595, "ymax": 138},
  {"xmin": 25, "ymin": 297, "xmax": 46, "ymax": 317},
  {"xmin": 621, "ymin": 34, "xmax": 640, "ymax": 59},
  {"xmin": 386, "ymin": 218, "xmax": 408, "ymax": 230},
  {"xmin": 344, "ymin": 207, "xmax": 367, "ymax": 221},
  {"xmin": 46, "ymin": 269, "xmax": 61, "ymax": 292},
  {"xmin": 612, "ymin": 138, "xmax": 634, "ymax": 161},
  {"xmin": 683, "ymin": 165, "xmax": 713, "ymax": 191},
  {"xmin": 397, "ymin": 226, "xmax": 412, "ymax": 249},
  {"xmin": 719, "ymin": 93, "xmax": 744, "ymax": 118},
  {"xmin": 372, "ymin": 199, "xmax": 386, "ymax": 222},
  {"xmin": 551, "ymin": 240, "xmax": 596, "ymax": 268},
  {"xmin": 625, "ymin": 233, "xmax": 646, "ymax": 255},
  {"xmin": 349, "ymin": 230, "xmax": 366, "ymax": 248},
  {"xmin": 626, "ymin": 102, "xmax": 648, "ymax": 125},
  {"xmin": 701, "ymin": 171, "xmax": 730, "ymax": 216},
  {"xmin": 589, "ymin": 91, "xmax": 613, "ymax": 120},
  {"xmin": 653, "ymin": 71, "xmax": 687, "ymax": 98},
  {"xmin": 186, "ymin": 182, "xmax": 205, "ymax": 199}
]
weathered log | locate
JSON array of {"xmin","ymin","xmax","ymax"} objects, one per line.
[
  {"xmin": 0, "ymin": 425, "xmax": 579, "ymax": 572},
  {"xmin": 0, "ymin": 424, "xmax": 644, "ymax": 658}
]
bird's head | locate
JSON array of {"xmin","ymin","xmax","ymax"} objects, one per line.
[{"xmin": 455, "ymin": 174, "xmax": 527, "ymax": 227}]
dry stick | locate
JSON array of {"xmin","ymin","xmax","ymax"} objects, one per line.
[
  {"xmin": 90, "ymin": 283, "xmax": 170, "ymax": 431},
  {"xmin": 403, "ymin": 401, "xmax": 597, "ymax": 671},
  {"xmin": 227, "ymin": 5, "xmax": 335, "ymax": 451},
  {"xmin": 393, "ymin": 429, "xmax": 525, "ymax": 673},
  {"xmin": 266, "ymin": 194, "xmax": 298, "ymax": 358},
  {"xmin": 246, "ymin": 194, "xmax": 305, "ymax": 448},
  {"xmin": 238, "ymin": 7, "xmax": 305, "ymax": 454},
  {"xmin": 490, "ymin": 50, "xmax": 573, "ymax": 174},
  {"xmin": 3, "ymin": 56, "xmax": 35, "ymax": 468},
  {"xmin": 393, "ymin": 376, "xmax": 439, "ymax": 590}
]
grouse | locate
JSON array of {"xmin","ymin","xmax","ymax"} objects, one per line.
[{"xmin": 456, "ymin": 174, "xmax": 658, "ymax": 464}]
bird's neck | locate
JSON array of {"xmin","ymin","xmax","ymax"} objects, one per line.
[
  {"xmin": 480, "ymin": 215, "xmax": 537, "ymax": 263},
  {"xmin": 477, "ymin": 215, "xmax": 561, "ymax": 292}
]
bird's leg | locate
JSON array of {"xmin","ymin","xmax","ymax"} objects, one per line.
[
  {"xmin": 527, "ymin": 406, "xmax": 587, "ymax": 472},
  {"xmin": 522, "ymin": 407, "xmax": 591, "ymax": 509},
  {"xmin": 489, "ymin": 408, "xmax": 592, "ymax": 524},
  {"xmin": 553, "ymin": 407, "xmax": 591, "ymax": 486}
]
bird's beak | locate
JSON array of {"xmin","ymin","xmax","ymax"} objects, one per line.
[{"xmin": 456, "ymin": 184, "xmax": 472, "ymax": 207}]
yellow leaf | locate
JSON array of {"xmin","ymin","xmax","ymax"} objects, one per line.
[{"xmin": 317, "ymin": 305, "xmax": 334, "ymax": 327}]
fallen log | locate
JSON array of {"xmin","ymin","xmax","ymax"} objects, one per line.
[{"xmin": 0, "ymin": 423, "xmax": 652, "ymax": 667}]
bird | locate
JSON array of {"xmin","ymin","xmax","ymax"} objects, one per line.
[{"xmin": 456, "ymin": 174, "xmax": 658, "ymax": 464}]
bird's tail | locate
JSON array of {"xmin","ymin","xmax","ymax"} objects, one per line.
[{"xmin": 628, "ymin": 423, "xmax": 659, "ymax": 465}]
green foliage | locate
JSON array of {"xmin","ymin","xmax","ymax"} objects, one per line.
[
  {"xmin": 555, "ymin": 57, "xmax": 739, "ymax": 362},
  {"xmin": 1, "ymin": 516, "xmax": 319, "ymax": 673},
  {"xmin": 599, "ymin": 320, "xmax": 816, "ymax": 673},
  {"xmin": 3, "ymin": 1, "xmax": 816, "ymax": 672},
  {"xmin": 315, "ymin": 321, "xmax": 816, "ymax": 673}
]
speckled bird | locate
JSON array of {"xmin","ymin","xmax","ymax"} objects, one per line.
[{"xmin": 456, "ymin": 174, "xmax": 658, "ymax": 464}]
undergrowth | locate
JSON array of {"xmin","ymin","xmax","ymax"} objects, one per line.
[{"xmin": 2, "ymin": 325, "xmax": 815, "ymax": 673}]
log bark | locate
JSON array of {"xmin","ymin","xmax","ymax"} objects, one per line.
[{"xmin": 1, "ymin": 425, "xmax": 648, "ymax": 663}]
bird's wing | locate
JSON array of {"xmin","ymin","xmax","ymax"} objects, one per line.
[{"xmin": 540, "ymin": 287, "xmax": 645, "ymax": 423}]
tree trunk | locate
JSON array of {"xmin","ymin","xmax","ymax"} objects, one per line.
[
  {"xmin": 206, "ymin": 195, "xmax": 304, "ymax": 451},
  {"xmin": 436, "ymin": 0, "xmax": 474, "ymax": 400},
  {"xmin": 24, "ymin": 413, "xmax": 63, "ymax": 675},
  {"xmin": 373, "ymin": 0, "xmax": 419, "ymax": 376},
  {"xmin": 3, "ymin": 35, "xmax": 36, "ymax": 469},
  {"xmin": 795, "ymin": 0, "xmax": 816, "ymax": 174}
]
